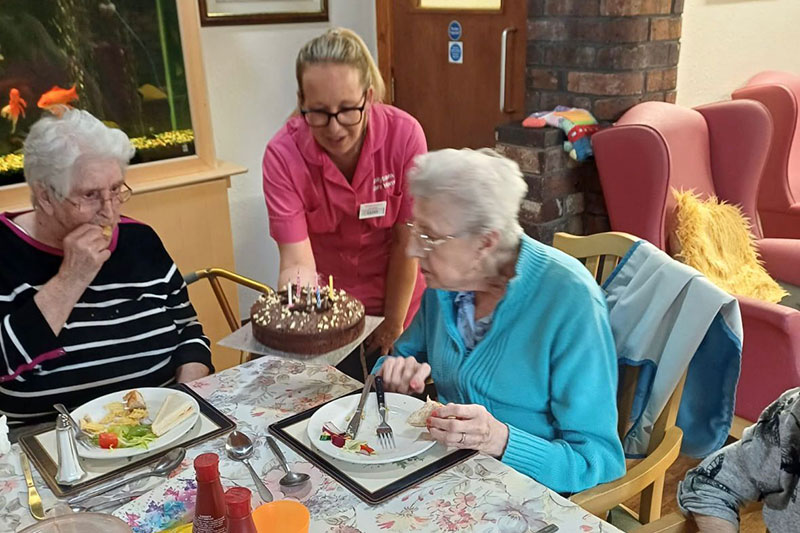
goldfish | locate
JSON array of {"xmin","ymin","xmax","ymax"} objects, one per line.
[
  {"xmin": 138, "ymin": 83, "xmax": 167, "ymax": 102},
  {"xmin": 1, "ymin": 88, "xmax": 26, "ymax": 134},
  {"xmin": 37, "ymin": 85, "xmax": 78, "ymax": 116}
]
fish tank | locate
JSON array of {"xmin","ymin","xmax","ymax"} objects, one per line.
[{"xmin": 0, "ymin": 0, "xmax": 197, "ymax": 187}]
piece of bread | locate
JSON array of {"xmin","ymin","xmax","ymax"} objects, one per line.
[
  {"xmin": 152, "ymin": 394, "xmax": 195, "ymax": 436},
  {"xmin": 406, "ymin": 396, "xmax": 443, "ymax": 427}
]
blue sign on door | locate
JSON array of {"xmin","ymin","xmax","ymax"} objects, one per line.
[
  {"xmin": 448, "ymin": 20, "xmax": 462, "ymax": 40},
  {"xmin": 448, "ymin": 41, "xmax": 463, "ymax": 64}
]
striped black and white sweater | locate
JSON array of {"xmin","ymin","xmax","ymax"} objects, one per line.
[{"xmin": 0, "ymin": 213, "xmax": 213, "ymax": 427}]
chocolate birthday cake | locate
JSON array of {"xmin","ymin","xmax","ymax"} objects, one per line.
[{"xmin": 250, "ymin": 285, "xmax": 365, "ymax": 355}]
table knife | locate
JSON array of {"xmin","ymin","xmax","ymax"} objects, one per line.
[
  {"xmin": 20, "ymin": 452, "xmax": 45, "ymax": 521},
  {"xmin": 345, "ymin": 374, "xmax": 374, "ymax": 439}
]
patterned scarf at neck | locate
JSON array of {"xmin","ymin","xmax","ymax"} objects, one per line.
[{"xmin": 454, "ymin": 291, "xmax": 494, "ymax": 353}]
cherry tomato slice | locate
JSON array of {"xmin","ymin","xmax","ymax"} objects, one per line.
[{"xmin": 98, "ymin": 432, "xmax": 118, "ymax": 449}]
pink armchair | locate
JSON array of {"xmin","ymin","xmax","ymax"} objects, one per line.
[
  {"xmin": 732, "ymin": 71, "xmax": 800, "ymax": 239},
  {"xmin": 592, "ymin": 100, "xmax": 800, "ymax": 424}
]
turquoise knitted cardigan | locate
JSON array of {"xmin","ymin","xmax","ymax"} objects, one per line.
[{"xmin": 376, "ymin": 234, "xmax": 625, "ymax": 493}]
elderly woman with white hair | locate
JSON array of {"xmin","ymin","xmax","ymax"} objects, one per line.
[
  {"xmin": 0, "ymin": 109, "xmax": 212, "ymax": 435},
  {"xmin": 376, "ymin": 148, "xmax": 625, "ymax": 493}
]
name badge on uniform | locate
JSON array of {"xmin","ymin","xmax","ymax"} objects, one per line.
[{"xmin": 359, "ymin": 201, "xmax": 387, "ymax": 220}]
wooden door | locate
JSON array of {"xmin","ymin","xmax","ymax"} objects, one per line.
[{"xmin": 378, "ymin": 0, "xmax": 527, "ymax": 149}]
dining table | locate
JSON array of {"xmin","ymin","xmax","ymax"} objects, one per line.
[{"xmin": 1, "ymin": 355, "xmax": 623, "ymax": 533}]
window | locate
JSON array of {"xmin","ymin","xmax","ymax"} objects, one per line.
[{"xmin": 418, "ymin": 0, "xmax": 501, "ymax": 10}]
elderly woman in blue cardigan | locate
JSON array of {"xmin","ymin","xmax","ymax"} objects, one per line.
[{"xmin": 375, "ymin": 148, "xmax": 625, "ymax": 493}]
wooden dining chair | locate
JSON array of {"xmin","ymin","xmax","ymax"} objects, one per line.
[
  {"xmin": 184, "ymin": 267, "xmax": 272, "ymax": 365},
  {"xmin": 633, "ymin": 512, "xmax": 698, "ymax": 533},
  {"xmin": 552, "ymin": 231, "xmax": 687, "ymax": 525},
  {"xmin": 632, "ymin": 502, "xmax": 764, "ymax": 532}
]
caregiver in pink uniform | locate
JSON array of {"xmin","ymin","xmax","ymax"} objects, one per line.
[{"xmin": 262, "ymin": 28, "xmax": 426, "ymax": 377}]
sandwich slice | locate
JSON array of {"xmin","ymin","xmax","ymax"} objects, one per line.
[
  {"xmin": 406, "ymin": 396, "xmax": 443, "ymax": 428},
  {"xmin": 152, "ymin": 394, "xmax": 195, "ymax": 437}
]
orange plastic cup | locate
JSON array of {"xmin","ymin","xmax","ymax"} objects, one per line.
[{"xmin": 252, "ymin": 500, "xmax": 310, "ymax": 533}]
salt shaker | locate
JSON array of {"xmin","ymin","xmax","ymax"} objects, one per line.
[{"xmin": 55, "ymin": 414, "xmax": 86, "ymax": 485}]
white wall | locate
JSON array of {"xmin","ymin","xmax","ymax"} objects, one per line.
[
  {"xmin": 676, "ymin": 0, "xmax": 800, "ymax": 107},
  {"xmin": 199, "ymin": 1, "xmax": 377, "ymax": 315}
]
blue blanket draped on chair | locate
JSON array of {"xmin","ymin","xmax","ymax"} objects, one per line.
[{"xmin": 603, "ymin": 240, "xmax": 743, "ymax": 458}]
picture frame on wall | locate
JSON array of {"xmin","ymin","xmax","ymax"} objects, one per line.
[{"xmin": 198, "ymin": 0, "xmax": 328, "ymax": 26}]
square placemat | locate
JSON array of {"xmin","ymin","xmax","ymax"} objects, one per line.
[
  {"xmin": 18, "ymin": 384, "xmax": 234, "ymax": 497},
  {"xmin": 269, "ymin": 390, "xmax": 477, "ymax": 505}
]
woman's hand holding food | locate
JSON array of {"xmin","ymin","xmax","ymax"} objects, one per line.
[
  {"xmin": 377, "ymin": 356, "xmax": 431, "ymax": 394},
  {"xmin": 58, "ymin": 224, "xmax": 112, "ymax": 287},
  {"xmin": 35, "ymin": 224, "xmax": 113, "ymax": 335},
  {"xmin": 427, "ymin": 403, "xmax": 509, "ymax": 458}
]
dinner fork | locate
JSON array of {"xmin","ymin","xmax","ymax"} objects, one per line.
[
  {"xmin": 374, "ymin": 376, "xmax": 395, "ymax": 449},
  {"xmin": 53, "ymin": 403, "xmax": 93, "ymax": 446}
]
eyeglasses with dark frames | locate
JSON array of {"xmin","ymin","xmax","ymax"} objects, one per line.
[{"xmin": 300, "ymin": 91, "xmax": 368, "ymax": 128}]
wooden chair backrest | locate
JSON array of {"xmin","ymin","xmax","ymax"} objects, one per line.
[
  {"xmin": 552, "ymin": 232, "xmax": 687, "ymax": 454},
  {"xmin": 184, "ymin": 268, "xmax": 272, "ymax": 365}
]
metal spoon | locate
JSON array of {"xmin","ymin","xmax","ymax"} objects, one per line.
[
  {"xmin": 266, "ymin": 435, "xmax": 310, "ymax": 488},
  {"xmin": 225, "ymin": 431, "xmax": 273, "ymax": 502},
  {"xmin": 67, "ymin": 447, "xmax": 185, "ymax": 505}
]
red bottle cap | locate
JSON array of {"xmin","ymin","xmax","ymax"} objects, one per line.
[
  {"xmin": 225, "ymin": 487, "xmax": 252, "ymax": 519},
  {"xmin": 194, "ymin": 453, "xmax": 220, "ymax": 482}
]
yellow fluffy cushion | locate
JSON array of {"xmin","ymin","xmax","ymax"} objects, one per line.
[{"xmin": 670, "ymin": 189, "xmax": 787, "ymax": 304}]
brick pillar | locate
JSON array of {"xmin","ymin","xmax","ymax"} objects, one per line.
[
  {"xmin": 495, "ymin": 125, "xmax": 585, "ymax": 243},
  {"xmin": 495, "ymin": 0, "xmax": 683, "ymax": 244},
  {"xmin": 527, "ymin": 0, "xmax": 682, "ymax": 120}
]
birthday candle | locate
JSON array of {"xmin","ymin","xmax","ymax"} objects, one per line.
[
  {"xmin": 287, "ymin": 282, "xmax": 293, "ymax": 306},
  {"xmin": 328, "ymin": 274, "xmax": 333, "ymax": 294},
  {"xmin": 296, "ymin": 271, "xmax": 301, "ymax": 298},
  {"xmin": 306, "ymin": 284, "xmax": 312, "ymax": 307},
  {"xmin": 316, "ymin": 286, "xmax": 321, "ymax": 308}
]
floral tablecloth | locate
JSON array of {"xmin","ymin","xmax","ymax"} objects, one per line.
[{"xmin": 2, "ymin": 357, "xmax": 622, "ymax": 533}]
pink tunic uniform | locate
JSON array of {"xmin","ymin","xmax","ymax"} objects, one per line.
[{"xmin": 262, "ymin": 103, "xmax": 426, "ymax": 325}]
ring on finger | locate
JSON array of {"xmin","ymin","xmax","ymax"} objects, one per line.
[{"xmin": 458, "ymin": 432, "xmax": 466, "ymax": 444}]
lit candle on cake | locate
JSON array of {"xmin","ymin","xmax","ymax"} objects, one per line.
[
  {"xmin": 287, "ymin": 282, "xmax": 293, "ymax": 306},
  {"xmin": 316, "ymin": 286, "xmax": 321, "ymax": 309},
  {"xmin": 328, "ymin": 275, "xmax": 334, "ymax": 295},
  {"xmin": 306, "ymin": 284, "xmax": 312, "ymax": 307}
]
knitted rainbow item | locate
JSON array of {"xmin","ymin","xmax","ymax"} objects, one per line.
[{"xmin": 523, "ymin": 105, "xmax": 600, "ymax": 161}]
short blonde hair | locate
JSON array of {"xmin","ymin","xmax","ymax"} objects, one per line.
[
  {"xmin": 23, "ymin": 108, "xmax": 134, "ymax": 200},
  {"xmin": 296, "ymin": 28, "xmax": 385, "ymax": 103}
]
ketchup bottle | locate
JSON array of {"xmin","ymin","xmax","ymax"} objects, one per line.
[
  {"xmin": 193, "ymin": 453, "xmax": 227, "ymax": 533},
  {"xmin": 225, "ymin": 486, "xmax": 257, "ymax": 533}
]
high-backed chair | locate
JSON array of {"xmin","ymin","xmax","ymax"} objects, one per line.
[
  {"xmin": 732, "ymin": 71, "xmax": 800, "ymax": 238},
  {"xmin": 554, "ymin": 231, "xmax": 685, "ymax": 525},
  {"xmin": 592, "ymin": 100, "xmax": 800, "ymax": 427}
]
